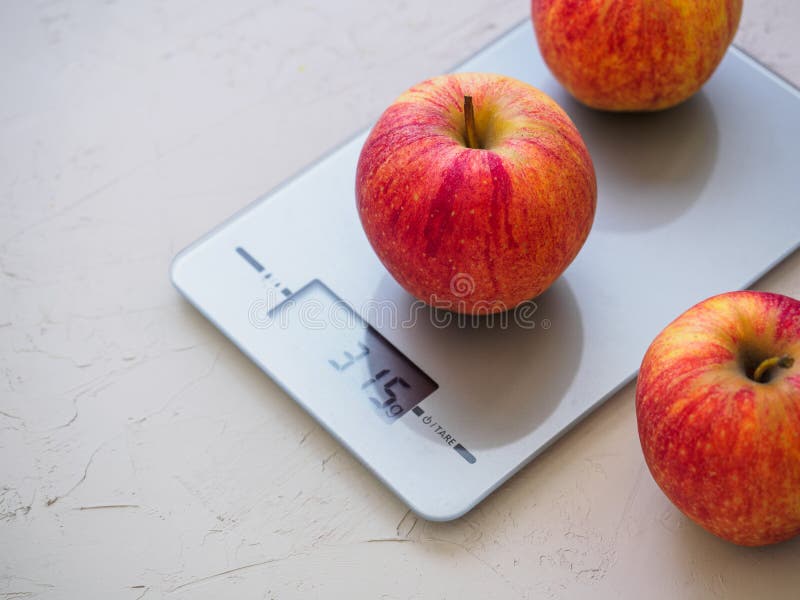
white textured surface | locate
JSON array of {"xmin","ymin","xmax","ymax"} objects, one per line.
[{"xmin": 1, "ymin": 1, "xmax": 799, "ymax": 599}]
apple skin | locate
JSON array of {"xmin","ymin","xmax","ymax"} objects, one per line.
[
  {"xmin": 636, "ymin": 291, "xmax": 800, "ymax": 546},
  {"xmin": 356, "ymin": 73, "xmax": 596, "ymax": 314},
  {"xmin": 531, "ymin": 0, "xmax": 743, "ymax": 111}
]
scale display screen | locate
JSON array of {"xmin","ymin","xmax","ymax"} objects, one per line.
[{"xmin": 267, "ymin": 279, "xmax": 438, "ymax": 423}]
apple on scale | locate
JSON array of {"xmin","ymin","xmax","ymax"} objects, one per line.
[
  {"xmin": 532, "ymin": 0, "xmax": 743, "ymax": 111},
  {"xmin": 356, "ymin": 72, "xmax": 596, "ymax": 314}
]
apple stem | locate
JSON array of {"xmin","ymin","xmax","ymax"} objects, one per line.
[
  {"xmin": 464, "ymin": 95, "xmax": 480, "ymax": 149},
  {"xmin": 753, "ymin": 355, "xmax": 794, "ymax": 383}
]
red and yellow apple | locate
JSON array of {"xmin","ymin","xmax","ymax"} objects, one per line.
[
  {"xmin": 356, "ymin": 73, "xmax": 596, "ymax": 314},
  {"xmin": 636, "ymin": 291, "xmax": 800, "ymax": 546},
  {"xmin": 531, "ymin": 0, "xmax": 743, "ymax": 111}
]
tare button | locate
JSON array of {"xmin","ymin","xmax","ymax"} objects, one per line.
[{"xmin": 410, "ymin": 406, "xmax": 476, "ymax": 464}]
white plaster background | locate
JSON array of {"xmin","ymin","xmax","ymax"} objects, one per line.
[{"xmin": 1, "ymin": 1, "xmax": 799, "ymax": 598}]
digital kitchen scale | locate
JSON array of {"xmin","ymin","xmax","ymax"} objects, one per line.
[{"xmin": 171, "ymin": 21, "xmax": 800, "ymax": 520}]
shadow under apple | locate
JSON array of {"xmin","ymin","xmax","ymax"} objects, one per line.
[
  {"xmin": 553, "ymin": 90, "xmax": 720, "ymax": 232},
  {"xmin": 369, "ymin": 274, "xmax": 584, "ymax": 450},
  {"xmin": 667, "ymin": 506, "xmax": 800, "ymax": 598}
]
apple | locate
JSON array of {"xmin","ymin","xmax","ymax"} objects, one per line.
[
  {"xmin": 636, "ymin": 291, "xmax": 800, "ymax": 546},
  {"xmin": 531, "ymin": 0, "xmax": 743, "ymax": 111},
  {"xmin": 356, "ymin": 73, "xmax": 596, "ymax": 314}
]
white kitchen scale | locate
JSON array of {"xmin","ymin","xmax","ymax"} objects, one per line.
[{"xmin": 171, "ymin": 21, "xmax": 800, "ymax": 520}]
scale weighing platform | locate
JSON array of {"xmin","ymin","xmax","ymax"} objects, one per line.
[{"xmin": 171, "ymin": 21, "xmax": 800, "ymax": 520}]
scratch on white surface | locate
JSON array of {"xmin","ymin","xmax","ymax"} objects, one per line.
[
  {"xmin": 46, "ymin": 443, "xmax": 104, "ymax": 506},
  {"xmin": 422, "ymin": 536, "xmax": 521, "ymax": 595},
  {"xmin": 320, "ymin": 450, "xmax": 337, "ymax": 470},
  {"xmin": 130, "ymin": 586, "xmax": 149, "ymax": 600},
  {"xmin": 538, "ymin": 541, "xmax": 616, "ymax": 585},
  {"xmin": 576, "ymin": 567, "xmax": 606, "ymax": 583},
  {"xmin": 614, "ymin": 464, "xmax": 646, "ymax": 543},
  {"xmin": 456, "ymin": 512, "xmax": 483, "ymax": 535},
  {"xmin": 395, "ymin": 509, "xmax": 411, "ymax": 534},
  {"xmin": 0, "ymin": 577, "xmax": 55, "ymax": 599},
  {"xmin": 1, "ymin": 165, "xmax": 146, "ymax": 249},
  {"xmin": 298, "ymin": 426, "xmax": 316, "ymax": 445},
  {"xmin": 131, "ymin": 347, "xmax": 222, "ymax": 425},
  {"xmin": 29, "ymin": 355, "xmax": 158, "ymax": 434},
  {"xmin": 712, "ymin": 572, "xmax": 729, "ymax": 598},
  {"xmin": 174, "ymin": 476, "xmax": 210, "ymax": 512},
  {"xmin": 168, "ymin": 552, "xmax": 308, "ymax": 593},
  {"xmin": 365, "ymin": 538, "xmax": 412, "ymax": 544},
  {"xmin": 1, "ymin": 367, "xmax": 20, "ymax": 396},
  {"xmin": 583, "ymin": 456, "xmax": 609, "ymax": 480},
  {"xmin": 0, "ymin": 254, "xmax": 35, "ymax": 284},
  {"xmin": 76, "ymin": 504, "xmax": 140, "ymax": 511},
  {"xmin": 0, "ymin": 410, "xmax": 22, "ymax": 421},
  {"xmin": 1, "ymin": 485, "xmax": 39, "ymax": 520},
  {"xmin": 12, "ymin": 332, "xmax": 101, "ymax": 371},
  {"xmin": 0, "ymin": 487, "xmax": 32, "ymax": 522},
  {"xmin": 395, "ymin": 509, "xmax": 418, "ymax": 538},
  {"xmin": 233, "ymin": 537, "xmax": 263, "ymax": 561},
  {"xmin": 170, "ymin": 343, "xmax": 205, "ymax": 353},
  {"xmin": 45, "ymin": 380, "xmax": 115, "ymax": 432},
  {"xmin": 201, "ymin": 528, "xmax": 224, "ymax": 546}
]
